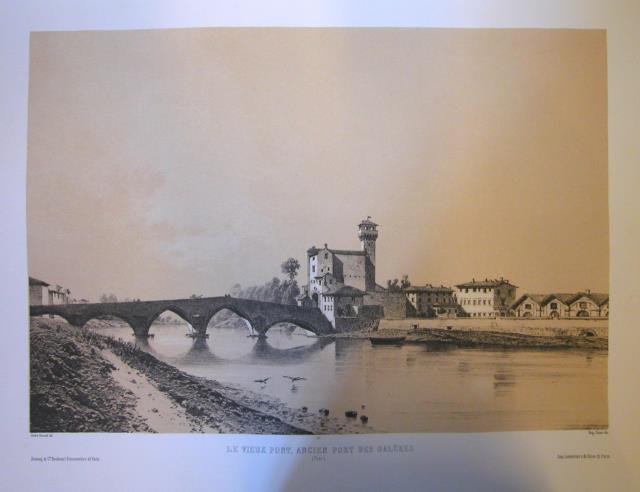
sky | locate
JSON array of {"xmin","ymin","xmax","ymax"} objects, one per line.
[{"xmin": 27, "ymin": 28, "xmax": 608, "ymax": 301}]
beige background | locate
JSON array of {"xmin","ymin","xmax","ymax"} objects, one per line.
[{"xmin": 27, "ymin": 28, "xmax": 607, "ymax": 302}]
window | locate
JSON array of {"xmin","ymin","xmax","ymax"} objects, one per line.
[
  {"xmin": 312, "ymin": 265, "xmax": 315, "ymax": 273},
  {"xmin": 579, "ymin": 301, "xmax": 588, "ymax": 309},
  {"xmin": 525, "ymin": 303, "xmax": 532, "ymax": 309},
  {"xmin": 324, "ymin": 253, "xmax": 328, "ymax": 259},
  {"xmin": 550, "ymin": 302, "xmax": 558, "ymax": 309}
]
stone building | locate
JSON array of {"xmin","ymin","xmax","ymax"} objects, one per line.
[
  {"xmin": 316, "ymin": 285, "xmax": 366, "ymax": 325},
  {"xmin": 29, "ymin": 276, "xmax": 71, "ymax": 306},
  {"xmin": 404, "ymin": 284, "xmax": 459, "ymax": 317},
  {"xmin": 297, "ymin": 218, "xmax": 379, "ymax": 326},
  {"xmin": 29, "ymin": 277, "xmax": 50, "ymax": 305},
  {"xmin": 455, "ymin": 277, "xmax": 517, "ymax": 317},
  {"xmin": 298, "ymin": 217, "xmax": 418, "ymax": 327},
  {"xmin": 511, "ymin": 291, "xmax": 609, "ymax": 318}
]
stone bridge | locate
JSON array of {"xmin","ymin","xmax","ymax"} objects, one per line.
[{"xmin": 30, "ymin": 296, "xmax": 335, "ymax": 338}]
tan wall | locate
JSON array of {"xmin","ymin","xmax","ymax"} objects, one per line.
[
  {"xmin": 514, "ymin": 297, "xmax": 543, "ymax": 317},
  {"xmin": 29, "ymin": 285, "xmax": 45, "ymax": 305},
  {"xmin": 570, "ymin": 296, "xmax": 605, "ymax": 317},
  {"xmin": 336, "ymin": 253, "xmax": 367, "ymax": 292},
  {"xmin": 364, "ymin": 292, "xmax": 408, "ymax": 319}
]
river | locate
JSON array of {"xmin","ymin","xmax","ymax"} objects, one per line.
[{"xmin": 92, "ymin": 320, "xmax": 607, "ymax": 433}]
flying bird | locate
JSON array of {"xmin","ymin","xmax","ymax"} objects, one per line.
[
  {"xmin": 253, "ymin": 377, "xmax": 271, "ymax": 384},
  {"xmin": 283, "ymin": 376, "xmax": 307, "ymax": 382}
]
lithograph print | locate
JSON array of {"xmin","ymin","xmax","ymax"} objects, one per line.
[{"xmin": 28, "ymin": 28, "xmax": 608, "ymax": 434}]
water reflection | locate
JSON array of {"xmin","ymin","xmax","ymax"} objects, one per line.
[
  {"xmin": 493, "ymin": 365, "xmax": 517, "ymax": 396},
  {"xmin": 90, "ymin": 321, "xmax": 608, "ymax": 432},
  {"xmin": 132, "ymin": 336, "xmax": 156, "ymax": 354},
  {"xmin": 423, "ymin": 342, "xmax": 457, "ymax": 352},
  {"xmin": 176, "ymin": 338, "xmax": 222, "ymax": 365},
  {"xmin": 249, "ymin": 337, "xmax": 334, "ymax": 364}
]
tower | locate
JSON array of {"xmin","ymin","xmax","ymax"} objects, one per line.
[{"xmin": 358, "ymin": 216, "xmax": 379, "ymax": 266}]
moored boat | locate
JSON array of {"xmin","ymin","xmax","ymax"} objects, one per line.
[{"xmin": 369, "ymin": 336, "xmax": 406, "ymax": 345}]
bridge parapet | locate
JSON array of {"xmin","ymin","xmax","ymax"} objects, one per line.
[{"xmin": 30, "ymin": 296, "xmax": 334, "ymax": 337}]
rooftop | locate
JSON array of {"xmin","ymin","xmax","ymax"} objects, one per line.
[
  {"xmin": 358, "ymin": 216, "xmax": 378, "ymax": 227},
  {"xmin": 404, "ymin": 284, "xmax": 453, "ymax": 293},
  {"xmin": 455, "ymin": 278, "xmax": 517, "ymax": 289},
  {"xmin": 307, "ymin": 244, "xmax": 367, "ymax": 257},
  {"xmin": 511, "ymin": 292, "xmax": 609, "ymax": 309},
  {"xmin": 324, "ymin": 285, "xmax": 366, "ymax": 297},
  {"xmin": 29, "ymin": 276, "xmax": 49, "ymax": 287}
]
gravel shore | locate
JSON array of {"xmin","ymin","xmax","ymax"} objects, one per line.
[{"xmin": 30, "ymin": 319, "xmax": 152, "ymax": 432}]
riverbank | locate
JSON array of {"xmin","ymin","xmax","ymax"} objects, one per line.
[
  {"xmin": 30, "ymin": 318, "xmax": 370, "ymax": 434},
  {"xmin": 379, "ymin": 317, "xmax": 608, "ymax": 337},
  {"xmin": 30, "ymin": 319, "xmax": 151, "ymax": 432},
  {"xmin": 329, "ymin": 324, "xmax": 608, "ymax": 350}
]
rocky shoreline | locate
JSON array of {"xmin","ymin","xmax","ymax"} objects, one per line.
[
  {"xmin": 30, "ymin": 318, "xmax": 370, "ymax": 434},
  {"xmin": 30, "ymin": 319, "xmax": 152, "ymax": 432}
]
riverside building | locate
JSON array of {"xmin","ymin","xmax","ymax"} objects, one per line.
[
  {"xmin": 28, "ymin": 276, "xmax": 71, "ymax": 306},
  {"xmin": 511, "ymin": 291, "xmax": 609, "ymax": 318},
  {"xmin": 297, "ymin": 217, "xmax": 379, "ymax": 325},
  {"xmin": 455, "ymin": 278, "xmax": 517, "ymax": 317},
  {"xmin": 403, "ymin": 284, "xmax": 459, "ymax": 317}
]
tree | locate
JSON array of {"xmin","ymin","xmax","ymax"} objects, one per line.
[
  {"xmin": 281, "ymin": 257, "xmax": 301, "ymax": 281},
  {"xmin": 280, "ymin": 280, "xmax": 300, "ymax": 306},
  {"xmin": 386, "ymin": 275, "xmax": 411, "ymax": 292},
  {"xmin": 230, "ymin": 258, "xmax": 301, "ymax": 305},
  {"xmin": 400, "ymin": 274, "xmax": 411, "ymax": 289}
]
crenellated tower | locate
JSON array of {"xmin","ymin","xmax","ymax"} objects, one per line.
[{"xmin": 358, "ymin": 216, "xmax": 379, "ymax": 267}]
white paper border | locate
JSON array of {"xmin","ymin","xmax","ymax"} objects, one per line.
[{"xmin": 2, "ymin": 2, "xmax": 639, "ymax": 490}]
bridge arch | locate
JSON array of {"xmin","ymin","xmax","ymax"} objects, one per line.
[
  {"xmin": 146, "ymin": 305, "xmax": 194, "ymax": 328},
  {"xmin": 202, "ymin": 305, "xmax": 256, "ymax": 335},
  {"xmin": 80, "ymin": 314, "xmax": 137, "ymax": 333},
  {"xmin": 263, "ymin": 318, "xmax": 321, "ymax": 337}
]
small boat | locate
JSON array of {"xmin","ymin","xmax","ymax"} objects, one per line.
[{"xmin": 369, "ymin": 336, "xmax": 406, "ymax": 345}]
